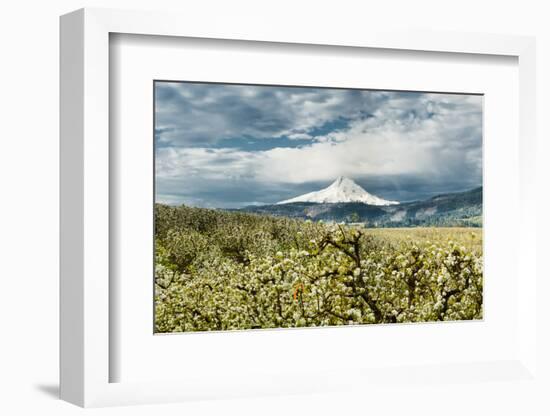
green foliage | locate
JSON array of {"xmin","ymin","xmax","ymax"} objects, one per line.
[
  {"xmin": 348, "ymin": 212, "xmax": 361, "ymax": 223},
  {"xmin": 155, "ymin": 204, "xmax": 483, "ymax": 333}
]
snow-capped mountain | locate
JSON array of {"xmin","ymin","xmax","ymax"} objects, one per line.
[{"xmin": 277, "ymin": 176, "xmax": 399, "ymax": 206}]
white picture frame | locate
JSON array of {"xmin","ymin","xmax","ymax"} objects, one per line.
[{"xmin": 60, "ymin": 7, "xmax": 539, "ymax": 408}]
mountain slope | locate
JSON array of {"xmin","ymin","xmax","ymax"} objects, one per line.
[
  {"xmin": 277, "ymin": 176, "xmax": 399, "ymax": 206},
  {"xmin": 238, "ymin": 186, "xmax": 482, "ymax": 227}
]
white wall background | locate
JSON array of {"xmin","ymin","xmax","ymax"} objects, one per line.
[{"xmin": 0, "ymin": 0, "xmax": 548, "ymax": 414}]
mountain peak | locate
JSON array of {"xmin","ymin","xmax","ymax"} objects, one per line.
[
  {"xmin": 277, "ymin": 177, "xmax": 399, "ymax": 206},
  {"xmin": 332, "ymin": 176, "xmax": 354, "ymax": 187}
]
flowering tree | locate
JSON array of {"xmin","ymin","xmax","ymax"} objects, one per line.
[{"xmin": 155, "ymin": 205, "xmax": 483, "ymax": 332}]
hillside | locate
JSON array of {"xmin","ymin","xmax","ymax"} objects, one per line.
[{"xmin": 237, "ymin": 186, "xmax": 482, "ymax": 227}]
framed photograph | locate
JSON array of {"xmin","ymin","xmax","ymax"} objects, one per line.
[
  {"xmin": 152, "ymin": 80, "xmax": 484, "ymax": 334},
  {"xmin": 60, "ymin": 8, "xmax": 539, "ymax": 408}
]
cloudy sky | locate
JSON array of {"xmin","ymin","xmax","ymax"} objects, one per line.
[{"xmin": 155, "ymin": 81, "xmax": 482, "ymax": 208}]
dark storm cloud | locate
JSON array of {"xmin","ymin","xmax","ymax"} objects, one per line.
[
  {"xmin": 156, "ymin": 176, "xmax": 320, "ymax": 209},
  {"xmin": 154, "ymin": 82, "xmax": 389, "ymax": 148}
]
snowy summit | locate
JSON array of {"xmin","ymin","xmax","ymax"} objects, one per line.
[{"xmin": 277, "ymin": 176, "xmax": 399, "ymax": 206}]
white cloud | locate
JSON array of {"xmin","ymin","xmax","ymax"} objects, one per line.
[{"xmin": 157, "ymin": 92, "xmax": 481, "ymax": 183}]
